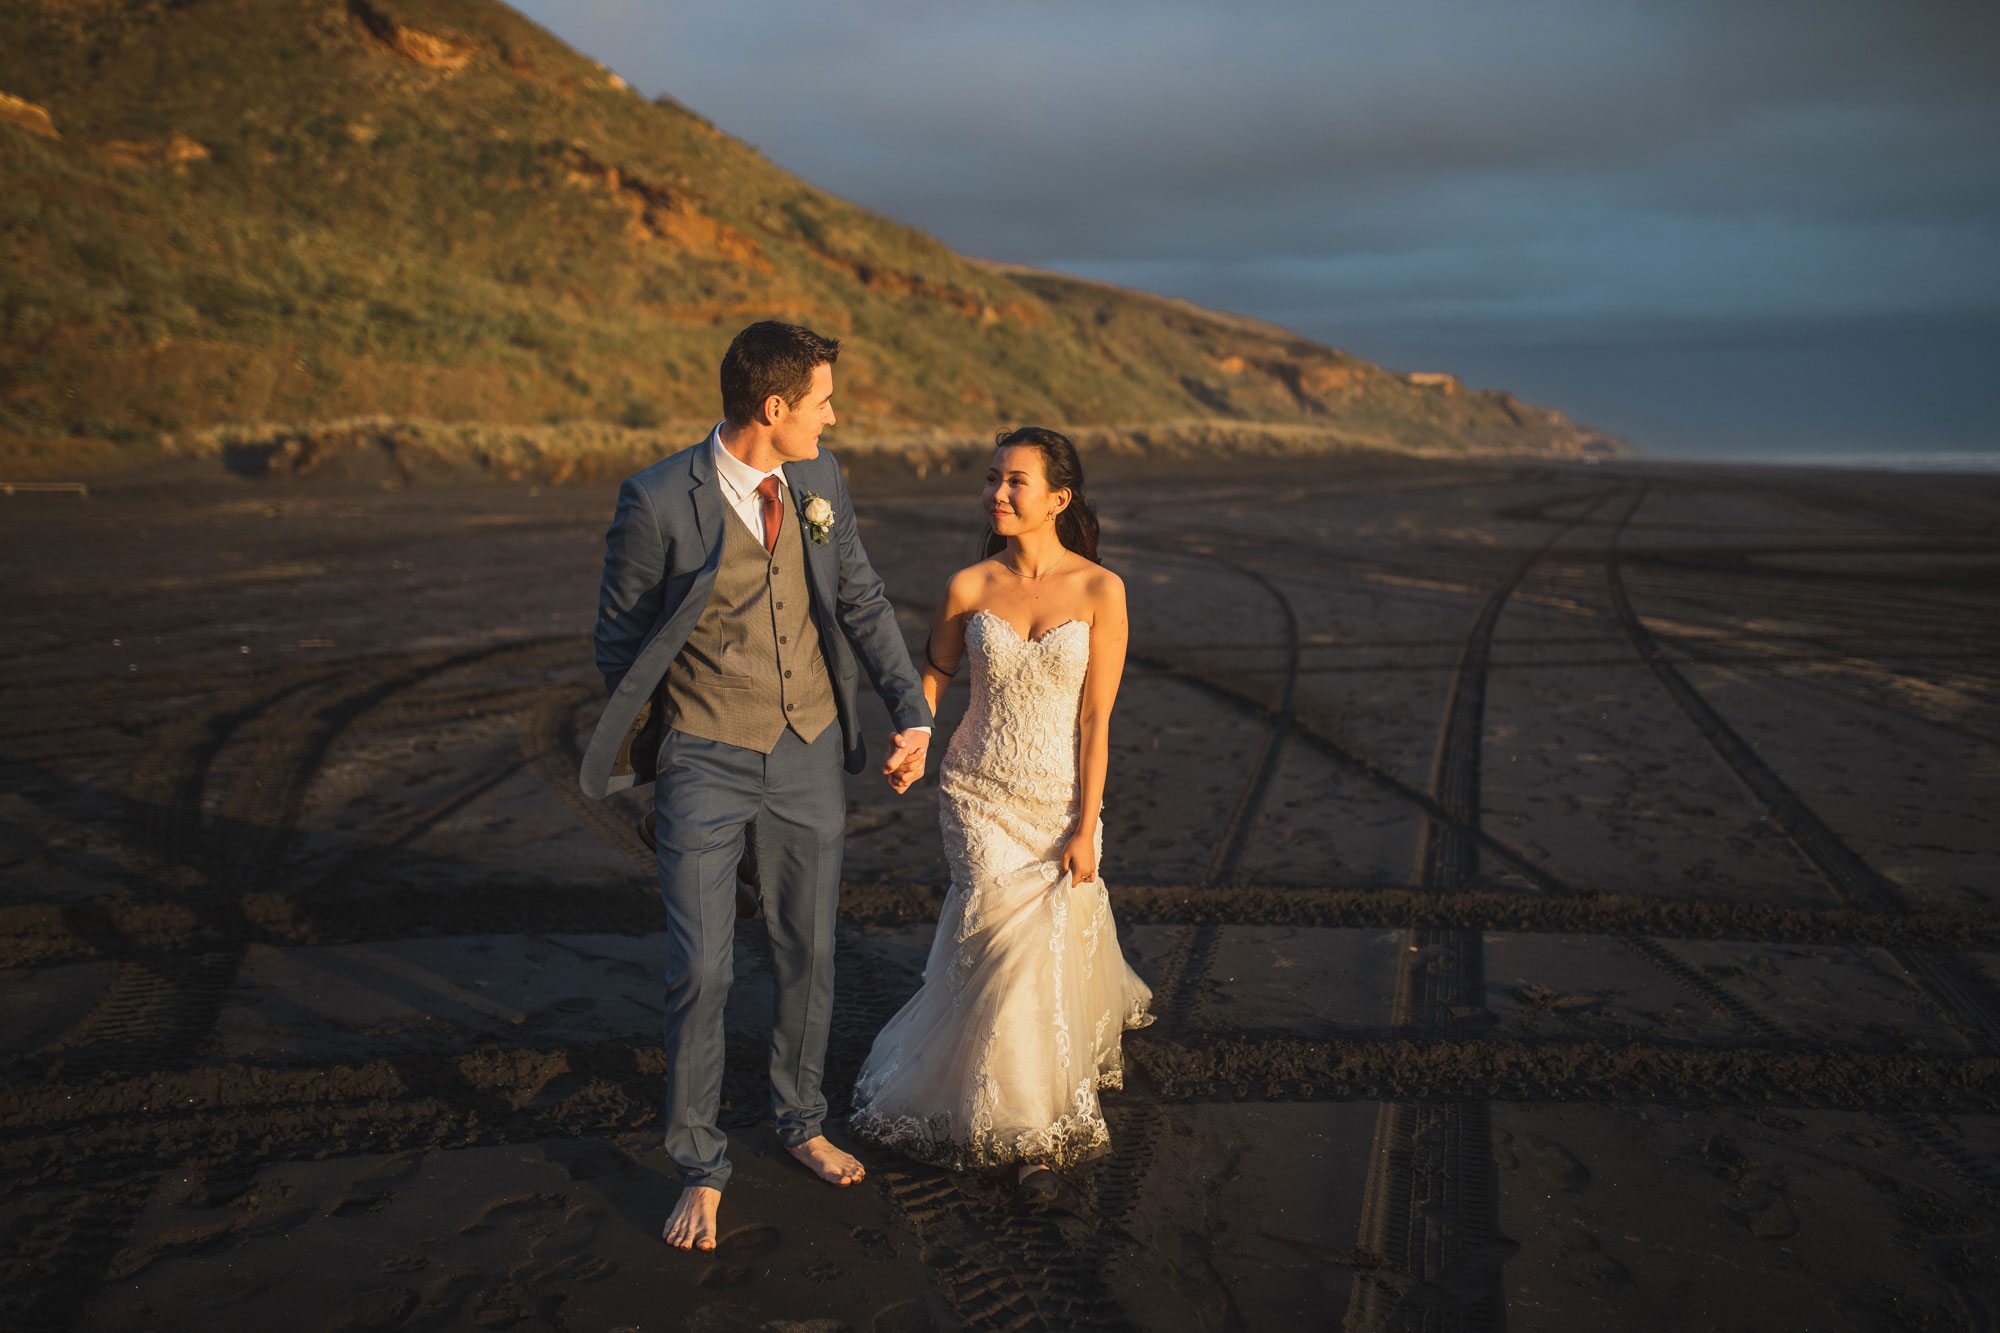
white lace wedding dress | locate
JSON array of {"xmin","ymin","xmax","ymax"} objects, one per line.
[{"xmin": 851, "ymin": 609, "xmax": 1154, "ymax": 1171}]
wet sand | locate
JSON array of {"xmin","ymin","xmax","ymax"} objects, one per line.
[{"xmin": 3, "ymin": 451, "xmax": 1999, "ymax": 1331}]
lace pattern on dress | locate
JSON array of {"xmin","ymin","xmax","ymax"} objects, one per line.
[
  {"xmin": 851, "ymin": 1101, "xmax": 1112, "ymax": 1173},
  {"xmin": 852, "ymin": 610, "xmax": 1156, "ymax": 1172}
]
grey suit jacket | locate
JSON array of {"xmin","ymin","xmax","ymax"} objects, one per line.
[{"xmin": 578, "ymin": 438, "xmax": 931, "ymax": 797}]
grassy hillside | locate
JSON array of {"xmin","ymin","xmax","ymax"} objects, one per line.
[{"xmin": 0, "ymin": 0, "xmax": 1621, "ymax": 474}]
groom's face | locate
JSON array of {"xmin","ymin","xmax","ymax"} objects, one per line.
[{"xmin": 771, "ymin": 362, "xmax": 837, "ymax": 463}]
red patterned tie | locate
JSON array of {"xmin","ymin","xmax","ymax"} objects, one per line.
[{"xmin": 756, "ymin": 476, "xmax": 783, "ymax": 555}]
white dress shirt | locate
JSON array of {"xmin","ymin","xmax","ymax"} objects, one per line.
[
  {"xmin": 705, "ymin": 424, "xmax": 929, "ymax": 737},
  {"xmin": 709, "ymin": 423, "xmax": 787, "ymax": 545}
]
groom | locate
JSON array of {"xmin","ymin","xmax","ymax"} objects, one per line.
[{"xmin": 579, "ymin": 322, "xmax": 932, "ymax": 1250}]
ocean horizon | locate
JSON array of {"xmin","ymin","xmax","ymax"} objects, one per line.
[{"xmin": 1638, "ymin": 443, "xmax": 2000, "ymax": 473}]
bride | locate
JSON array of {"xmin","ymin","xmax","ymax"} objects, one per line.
[{"xmin": 852, "ymin": 426, "xmax": 1154, "ymax": 1201}]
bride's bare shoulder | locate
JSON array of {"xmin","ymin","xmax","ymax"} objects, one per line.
[
  {"xmin": 1080, "ymin": 561, "xmax": 1126, "ymax": 606},
  {"xmin": 940, "ymin": 558, "xmax": 1006, "ymax": 612}
]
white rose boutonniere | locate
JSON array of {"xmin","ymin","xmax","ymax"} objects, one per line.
[{"xmin": 801, "ymin": 491, "xmax": 835, "ymax": 544}]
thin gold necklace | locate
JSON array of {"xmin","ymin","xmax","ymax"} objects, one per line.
[{"xmin": 1002, "ymin": 548, "xmax": 1067, "ymax": 580}]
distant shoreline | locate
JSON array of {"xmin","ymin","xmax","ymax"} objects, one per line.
[{"xmin": 1639, "ymin": 448, "xmax": 2000, "ymax": 474}]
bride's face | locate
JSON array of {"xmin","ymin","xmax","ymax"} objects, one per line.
[{"xmin": 983, "ymin": 445, "xmax": 1069, "ymax": 537}]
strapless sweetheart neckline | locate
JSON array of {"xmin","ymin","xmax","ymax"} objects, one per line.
[{"xmin": 974, "ymin": 607, "xmax": 1086, "ymax": 645}]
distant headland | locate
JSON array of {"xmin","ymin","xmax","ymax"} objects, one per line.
[{"xmin": 0, "ymin": 0, "xmax": 1623, "ymax": 479}]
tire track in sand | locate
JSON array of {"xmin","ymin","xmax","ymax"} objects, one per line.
[
  {"xmin": 6, "ymin": 665, "xmax": 398, "ymax": 1333},
  {"xmin": 1606, "ymin": 487, "xmax": 2000, "ymax": 1056},
  {"xmin": 1598, "ymin": 486, "xmax": 2000, "ymax": 1329},
  {"xmin": 12, "ymin": 880, "xmax": 1998, "ymax": 971},
  {"xmin": 4, "ymin": 638, "xmax": 572, "ymax": 1333},
  {"xmin": 1126, "ymin": 543, "xmax": 1300, "ymax": 1053},
  {"xmin": 1348, "ymin": 484, "xmax": 1618, "ymax": 1333},
  {"xmin": 1081, "ymin": 542, "xmax": 1307, "ymax": 1324},
  {"xmin": 521, "ymin": 682, "xmax": 654, "ymax": 867}
]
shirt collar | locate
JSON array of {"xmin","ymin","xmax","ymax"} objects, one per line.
[{"xmin": 708, "ymin": 423, "xmax": 787, "ymax": 504}]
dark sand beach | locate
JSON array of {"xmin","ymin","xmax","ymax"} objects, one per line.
[{"xmin": 3, "ymin": 450, "xmax": 1999, "ymax": 1331}]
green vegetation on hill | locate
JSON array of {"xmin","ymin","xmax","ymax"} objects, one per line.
[{"xmin": 0, "ymin": 0, "xmax": 1621, "ymax": 474}]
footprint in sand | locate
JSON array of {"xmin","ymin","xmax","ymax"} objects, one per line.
[
  {"xmin": 1720, "ymin": 1177, "xmax": 1799, "ymax": 1239},
  {"xmin": 558, "ymin": 1144, "xmax": 635, "ymax": 1182},
  {"xmin": 351, "ymin": 1152, "xmax": 425, "ymax": 1185},
  {"xmin": 1553, "ymin": 1220, "xmax": 1632, "ymax": 1292},
  {"xmin": 1523, "ymin": 1134, "xmax": 1591, "ymax": 1191},
  {"xmin": 699, "ymin": 1223, "xmax": 782, "ymax": 1288},
  {"xmin": 870, "ymin": 1301, "xmax": 940, "ymax": 1333},
  {"xmin": 460, "ymin": 1191, "xmax": 567, "ymax": 1236},
  {"xmin": 332, "ymin": 1190, "xmax": 396, "ymax": 1218},
  {"xmin": 334, "ymin": 1153, "xmax": 424, "ymax": 1217},
  {"xmin": 1707, "ymin": 1139, "xmax": 1800, "ymax": 1239},
  {"xmin": 524, "ymin": 1251, "xmax": 618, "ymax": 1283},
  {"xmin": 319, "ymin": 1287, "xmax": 417, "ymax": 1331},
  {"xmin": 849, "ymin": 1224, "xmax": 895, "ymax": 1259}
]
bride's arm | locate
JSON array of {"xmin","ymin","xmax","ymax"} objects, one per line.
[
  {"xmin": 1063, "ymin": 569, "xmax": 1129, "ymax": 884},
  {"xmin": 889, "ymin": 570, "xmax": 976, "ymax": 793}
]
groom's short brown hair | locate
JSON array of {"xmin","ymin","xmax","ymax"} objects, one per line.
[{"xmin": 720, "ymin": 321, "xmax": 840, "ymax": 427}]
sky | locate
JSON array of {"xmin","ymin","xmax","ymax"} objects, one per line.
[{"xmin": 510, "ymin": 0, "xmax": 2000, "ymax": 459}]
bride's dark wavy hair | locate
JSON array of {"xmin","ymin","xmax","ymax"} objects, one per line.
[{"xmin": 980, "ymin": 426, "xmax": 1099, "ymax": 563}]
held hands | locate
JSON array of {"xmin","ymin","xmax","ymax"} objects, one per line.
[
  {"xmin": 883, "ymin": 730, "xmax": 930, "ymax": 794},
  {"xmin": 1060, "ymin": 827, "xmax": 1098, "ymax": 885}
]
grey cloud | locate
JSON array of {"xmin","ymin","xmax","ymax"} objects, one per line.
[
  {"xmin": 508, "ymin": 0, "xmax": 2000, "ymax": 453},
  {"xmin": 517, "ymin": 2, "xmax": 1999, "ymax": 229}
]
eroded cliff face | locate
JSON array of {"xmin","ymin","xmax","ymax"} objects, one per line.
[{"xmin": 0, "ymin": 0, "xmax": 1622, "ymax": 470}]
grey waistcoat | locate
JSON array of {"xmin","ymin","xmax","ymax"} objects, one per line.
[{"xmin": 660, "ymin": 499, "xmax": 836, "ymax": 751}]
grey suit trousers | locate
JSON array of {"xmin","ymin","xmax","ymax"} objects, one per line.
[{"xmin": 654, "ymin": 723, "xmax": 844, "ymax": 1191}]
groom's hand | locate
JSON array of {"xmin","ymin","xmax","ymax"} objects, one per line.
[{"xmin": 883, "ymin": 730, "xmax": 929, "ymax": 793}]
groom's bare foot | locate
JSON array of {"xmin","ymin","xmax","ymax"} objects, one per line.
[
  {"xmin": 662, "ymin": 1185, "xmax": 721, "ymax": 1250},
  {"xmin": 787, "ymin": 1135, "xmax": 865, "ymax": 1186}
]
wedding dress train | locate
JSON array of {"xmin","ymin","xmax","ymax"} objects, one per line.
[{"xmin": 852, "ymin": 609, "xmax": 1154, "ymax": 1171}]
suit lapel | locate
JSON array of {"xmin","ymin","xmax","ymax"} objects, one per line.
[
  {"xmin": 783, "ymin": 459, "xmax": 838, "ymax": 609},
  {"xmin": 690, "ymin": 431, "xmax": 723, "ymax": 565}
]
